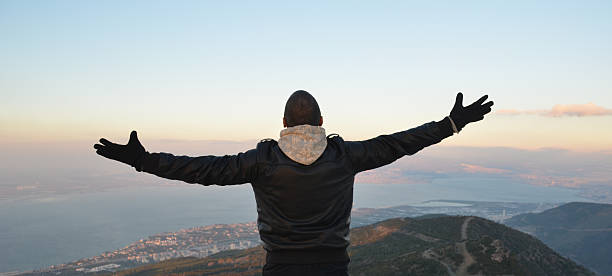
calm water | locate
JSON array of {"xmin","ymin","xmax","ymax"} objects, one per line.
[{"xmin": 0, "ymin": 177, "xmax": 585, "ymax": 272}]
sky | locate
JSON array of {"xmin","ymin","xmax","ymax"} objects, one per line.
[
  {"xmin": 2, "ymin": 2, "xmax": 612, "ymax": 272},
  {"xmin": 1, "ymin": 0, "xmax": 611, "ymax": 151}
]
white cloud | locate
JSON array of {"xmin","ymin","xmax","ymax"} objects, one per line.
[
  {"xmin": 460, "ymin": 163, "xmax": 509, "ymax": 174},
  {"xmin": 496, "ymin": 103, "xmax": 612, "ymax": 117}
]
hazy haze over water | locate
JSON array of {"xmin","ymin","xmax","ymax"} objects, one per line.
[{"xmin": 0, "ymin": 178, "xmax": 585, "ymax": 272}]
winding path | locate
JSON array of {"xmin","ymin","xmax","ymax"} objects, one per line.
[
  {"xmin": 422, "ymin": 249, "xmax": 456, "ymax": 276},
  {"xmin": 422, "ymin": 216, "xmax": 478, "ymax": 276},
  {"xmin": 456, "ymin": 217, "xmax": 476, "ymax": 276}
]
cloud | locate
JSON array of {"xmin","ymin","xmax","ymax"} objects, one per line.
[
  {"xmin": 496, "ymin": 103, "xmax": 612, "ymax": 117},
  {"xmin": 16, "ymin": 185, "xmax": 38, "ymax": 191},
  {"xmin": 460, "ymin": 163, "xmax": 510, "ymax": 174},
  {"xmin": 518, "ymin": 174, "xmax": 590, "ymax": 188},
  {"xmin": 547, "ymin": 103, "xmax": 612, "ymax": 117}
]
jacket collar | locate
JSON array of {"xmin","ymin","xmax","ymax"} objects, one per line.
[{"xmin": 278, "ymin": 125, "xmax": 327, "ymax": 165}]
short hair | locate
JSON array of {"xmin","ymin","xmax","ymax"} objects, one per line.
[{"xmin": 283, "ymin": 90, "xmax": 321, "ymax": 127}]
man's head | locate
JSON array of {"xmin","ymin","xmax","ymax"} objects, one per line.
[{"xmin": 283, "ymin": 90, "xmax": 323, "ymax": 128}]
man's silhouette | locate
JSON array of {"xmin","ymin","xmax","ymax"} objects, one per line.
[{"xmin": 94, "ymin": 90, "xmax": 493, "ymax": 276}]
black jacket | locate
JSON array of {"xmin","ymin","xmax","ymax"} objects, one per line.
[{"xmin": 138, "ymin": 118, "xmax": 454, "ymax": 264}]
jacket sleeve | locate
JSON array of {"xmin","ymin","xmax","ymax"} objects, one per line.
[
  {"xmin": 345, "ymin": 117, "xmax": 454, "ymax": 173},
  {"xmin": 135, "ymin": 149, "xmax": 258, "ymax": 186}
]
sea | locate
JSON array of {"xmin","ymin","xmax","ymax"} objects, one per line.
[{"xmin": 0, "ymin": 176, "xmax": 586, "ymax": 273}]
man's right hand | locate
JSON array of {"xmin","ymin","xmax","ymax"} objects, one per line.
[
  {"xmin": 449, "ymin": 92, "xmax": 494, "ymax": 132},
  {"xmin": 94, "ymin": 131, "xmax": 146, "ymax": 168}
]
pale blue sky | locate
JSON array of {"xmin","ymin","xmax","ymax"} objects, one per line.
[{"xmin": 1, "ymin": 0, "xmax": 611, "ymax": 149}]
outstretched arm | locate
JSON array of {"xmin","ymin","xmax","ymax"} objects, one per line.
[
  {"xmin": 94, "ymin": 131, "xmax": 258, "ymax": 186},
  {"xmin": 346, "ymin": 92, "xmax": 493, "ymax": 173}
]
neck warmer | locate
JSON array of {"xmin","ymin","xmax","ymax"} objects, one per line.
[{"xmin": 278, "ymin": 125, "xmax": 327, "ymax": 165}]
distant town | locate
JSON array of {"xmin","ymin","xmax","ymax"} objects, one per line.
[
  {"xmin": 20, "ymin": 223, "xmax": 260, "ymax": 275},
  {"xmin": 15, "ymin": 200, "xmax": 559, "ymax": 275}
]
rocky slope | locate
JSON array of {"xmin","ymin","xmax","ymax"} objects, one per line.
[{"xmin": 111, "ymin": 215, "xmax": 594, "ymax": 276}]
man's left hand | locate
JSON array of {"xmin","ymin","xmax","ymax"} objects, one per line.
[{"xmin": 449, "ymin": 92, "xmax": 494, "ymax": 132}]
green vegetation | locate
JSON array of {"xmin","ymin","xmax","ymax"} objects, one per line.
[
  {"xmin": 506, "ymin": 202, "xmax": 612, "ymax": 275},
  {"xmin": 108, "ymin": 215, "xmax": 594, "ymax": 276},
  {"xmin": 112, "ymin": 247, "xmax": 265, "ymax": 276}
]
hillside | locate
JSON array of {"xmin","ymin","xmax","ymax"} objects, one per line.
[
  {"xmin": 506, "ymin": 202, "xmax": 612, "ymax": 275},
  {"xmin": 110, "ymin": 216, "xmax": 593, "ymax": 276}
]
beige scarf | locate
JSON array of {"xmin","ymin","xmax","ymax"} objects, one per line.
[{"xmin": 278, "ymin": 125, "xmax": 327, "ymax": 165}]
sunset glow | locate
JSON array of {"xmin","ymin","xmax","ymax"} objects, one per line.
[{"xmin": 1, "ymin": 1, "xmax": 610, "ymax": 151}]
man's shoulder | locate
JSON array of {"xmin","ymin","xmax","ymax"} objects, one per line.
[
  {"xmin": 255, "ymin": 138, "xmax": 278, "ymax": 157},
  {"xmin": 257, "ymin": 138, "xmax": 277, "ymax": 149},
  {"xmin": 326, "ymin": 133, "xmax": 342, "ymax": 141}
]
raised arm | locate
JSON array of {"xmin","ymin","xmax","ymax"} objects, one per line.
[
  {"xmin": 94, "ymin": 131, "xmax": 258, "ymax": 186},
  {"xmin": 346, "ymin": 92, "xmax": 493, "ymax": 173},
  {"xmin": 345, "ymin": 118, "xmax": 453, "ymax": 173}
]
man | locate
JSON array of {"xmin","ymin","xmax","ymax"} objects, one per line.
[{"xmin": 94, "ymin": 90, "xmax": 493, "ymax": 275}]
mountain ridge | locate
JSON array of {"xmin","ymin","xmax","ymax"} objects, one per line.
[
  {"xmin": 506, "ymin": 201, "xmax": 612, "ymax": 275},
  {"xmin": 110, "ymin": 215, "xmax": 593, "ymax": 276}
]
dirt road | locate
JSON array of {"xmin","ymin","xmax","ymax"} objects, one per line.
[{"xmin": 456, "ymin": 217, "xmax": 475, "ymax": 276}]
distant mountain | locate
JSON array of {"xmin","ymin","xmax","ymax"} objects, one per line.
[
  {"xmin": 111, "ymin": 216, "xmax": 593, "ymax": 276},
  {"xmin": 506, "ymin": 202, "xmax": 612, "ymax": 275},
  {"xmin": 14, "ymin": 200, "xmax": 559, "ymax": 275}
]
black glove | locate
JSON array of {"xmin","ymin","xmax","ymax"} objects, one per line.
[
  {"xmin": 450, "ymin": 92, "xmax": 494, "ymax": 132},
  {"xmin": 94, "ymin": 130, "xmax": 147, "ymax": 168}
]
